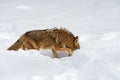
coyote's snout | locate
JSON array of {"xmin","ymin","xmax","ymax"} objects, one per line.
[{"xmin": 7, "ymin": 27, "xmax": 80, "ymax": 58}]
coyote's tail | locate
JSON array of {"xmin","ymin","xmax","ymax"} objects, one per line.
[{"xmin": 7, "ymin": 35, "xmax": 25, "ymax": 51}]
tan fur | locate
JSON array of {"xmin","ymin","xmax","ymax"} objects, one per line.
[{"xmin": 7, "ymin": 27, "xmax": 80, "ymax": 58}]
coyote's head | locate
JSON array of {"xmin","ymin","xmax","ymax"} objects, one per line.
[{"xmin": 73, "ymin": 36, "xmax": 80, "ymax": 51}]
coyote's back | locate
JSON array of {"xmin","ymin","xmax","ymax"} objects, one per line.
[{"xmin": 8, "ymin": 27, "xmax": 80, "ymax": 58}]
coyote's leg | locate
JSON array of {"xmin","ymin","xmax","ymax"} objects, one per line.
[
  {"xmin": 24, "ymin": 42, "xmax": 33, "ymax": 50},
  {"xmin": 21, "ymin": 41, "xmax": 32, "ymax": 50},
  {"xmin": 21, "ymin": 41, "xmax": 26, "ymax": 50},
  {"xmin": 52, "ymin": 49, "xmax": 58, "ymax": 58},
  {"xmin": 28, "ymin": 39, "xmax": 40, "ymax": 50},
  {"xmin": 55, "ymin": 48, "xmax": 73, "ymax": 56},
  {"xmin": 68, "ymin": 50, "xmax": 72, "ymax": 56}
]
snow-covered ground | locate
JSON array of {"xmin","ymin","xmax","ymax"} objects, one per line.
[{"xmin": 0, "ymin": 0, "xmax": 120, "ymax": 80}]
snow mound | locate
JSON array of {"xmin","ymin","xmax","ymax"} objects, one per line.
[
  {"xmin": 0, "ymin": 28, "xmax": 120, "ymax": 80},
  {"xmin": 29, "ymin": 69, "xmax": 78, "ymax": 80},
  {"xmin": 0, "ymin": 23, "xmax": 15, "ymax": 40}
]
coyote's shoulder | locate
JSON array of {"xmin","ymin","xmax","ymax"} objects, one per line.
[{"xmin": 8, "ymin": 27, "xmax": 80, "ymax": 58}]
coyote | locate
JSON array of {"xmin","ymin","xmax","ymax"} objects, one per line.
[{"xmin": 7, "ymin": 27, "xmax": 80, "ymax": 58}]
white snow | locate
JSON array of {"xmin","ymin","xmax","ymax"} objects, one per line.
[
  {"xmin": 0, "ymin": 0, "xmax": 120, "ymax": 80},
  {"xmin": 16, "ymin": 5, "xmax": 32, "ymax": 10}
]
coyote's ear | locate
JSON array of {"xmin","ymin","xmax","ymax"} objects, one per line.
[{"xmin": 74, "ymin": 36, "xmax": 79, "ymax": 45}]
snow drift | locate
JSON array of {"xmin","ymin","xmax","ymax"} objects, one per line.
[{"xmin": 0, "ymin": 24, "xmax": 120, "ymax": 80}]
